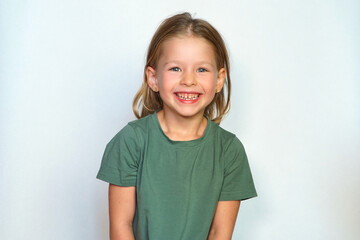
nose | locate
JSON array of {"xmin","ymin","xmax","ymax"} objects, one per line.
[{"xmin": 180, "ymin": 71, "xmax": 197, "ymax": 86}]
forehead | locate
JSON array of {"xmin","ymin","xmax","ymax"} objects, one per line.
[{"xmin": 158, "ymin": 36, "xmax": 216, "ymax": 64}]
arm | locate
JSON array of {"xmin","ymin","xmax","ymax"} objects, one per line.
[
  {"xmin": 207, "ymin": 200, "xmax": 241, "ymax": 240},
  {"xmin": 108, "ymin": 184, "xmax": 136, "ymax": 240}
]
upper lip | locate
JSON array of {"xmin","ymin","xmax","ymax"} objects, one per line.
[{"xmin": 174, "ymin": 91, "xmax": 202, "ymax": 94}]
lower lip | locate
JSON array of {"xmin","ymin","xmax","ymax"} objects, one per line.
[{"xmin": 174, "ymin": 94, "xmax": 201, "ymax": 104}]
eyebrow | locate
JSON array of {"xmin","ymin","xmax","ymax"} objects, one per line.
[{"xmin": 164, "ymin": 61, "xmax": 214, "ymax": 66}]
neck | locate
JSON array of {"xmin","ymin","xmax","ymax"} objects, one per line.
[{"xmin": 156, "ymin": 110, "xmax": 207, "ymax": 141}]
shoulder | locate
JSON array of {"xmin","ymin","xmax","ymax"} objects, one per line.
[
  {"xmin": 208, "ymin": 122, "xmax": 247, "ymax": 167},
  {"xmin": 210, "ymin": 121, "xmax": 245, "ymax": 151},
  {"xmin": 109, "ymin": 113, "xmax": 155, "ymax": 147},
  {"xmin": 127, "ymin": 113, "xmax": 154, "ymax": 135}
]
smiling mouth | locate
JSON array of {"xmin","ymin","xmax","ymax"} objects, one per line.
[{"xmin": 175, "ymin": 92, "xmax": 200, "ymax": 100}]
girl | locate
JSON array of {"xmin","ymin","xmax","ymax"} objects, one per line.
[{"xmin": 97, "ymin": 12, "xmax": 257, "ymax": 240}]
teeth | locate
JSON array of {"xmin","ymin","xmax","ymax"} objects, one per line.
[{"xmin": 176, "ymin": 93, "xmax": 199, "ymax": 100}]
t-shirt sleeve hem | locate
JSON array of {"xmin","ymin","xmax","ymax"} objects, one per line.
[
  {"xmin": 96, "ymin": 172, "xmax": 136, "ymax": 187},
  {"xmin": 218, "ymin": 190, "xmax": 258, "ymax": 201}
]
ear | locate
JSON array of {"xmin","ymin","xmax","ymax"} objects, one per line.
[
  {"xmin": 146, "ymin": 66, "xmax": 159, "ymax": 92},
  {"xmin": 216, "ymin": 68, "xmax": 226, "ymax": 93}
]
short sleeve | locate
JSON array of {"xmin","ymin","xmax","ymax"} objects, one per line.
[
  {"xmin": 219, "ymin": 137, "xmax": 257, "ymax": 201},
  {"xmin": 96, "ymin": 124, "xmax": 140, "ymax": 186}
]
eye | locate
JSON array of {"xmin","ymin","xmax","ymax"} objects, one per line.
[
  {"xmin": 169, "ymin": 67, "xmax": 181, "ymax": 72},
  {"xmin": 197, "ymin": 68, "xmax": 208, "ymax": 73}
]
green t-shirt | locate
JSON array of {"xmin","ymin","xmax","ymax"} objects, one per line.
[{"xmin": 97, "ymin": 113, "xmax": 257, "ymax": 240}]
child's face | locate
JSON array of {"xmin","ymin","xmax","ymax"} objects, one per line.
[{"xmin": 146, "ymin": 36, "xmax": 225, "ymax": 119}]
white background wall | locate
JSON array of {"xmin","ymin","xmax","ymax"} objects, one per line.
[{"xmin": 1, "ymin": 0, "xmax": 359, "ymax": 239}]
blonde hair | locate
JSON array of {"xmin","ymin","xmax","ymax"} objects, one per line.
[{"xmin": 132, "ymin": 12, "xmax": 231, "ymax": 124}]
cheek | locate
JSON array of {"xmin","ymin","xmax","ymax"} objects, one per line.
[
  {"xmin": 158, "ymin": 74, "xmax": 181, "ymax": 93},
  {"xmin": 157, "ymin": 79, "xmax": 173, "ymax": 95},
  {"xmin": 202, "ymin": 77, "xmax": 217, "ymax": 93}
]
